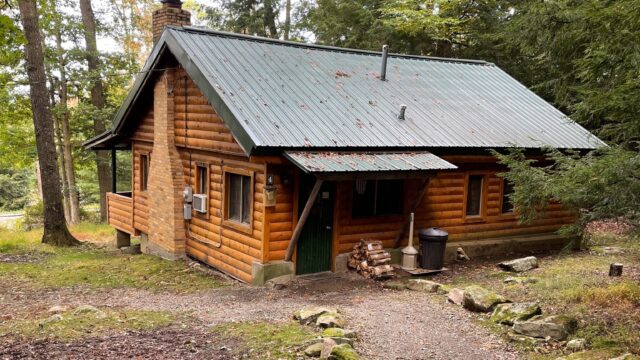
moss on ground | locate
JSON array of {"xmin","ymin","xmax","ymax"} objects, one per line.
[
  {"xmin": 439, "ymin": 232, "xmax": 640, "ymax": 358},
  {"xmin": 0, "ymin": 308, "xmax": 174, "ymax": 341},
  {"xmin": 211, "ymin": 321, "xmax": 318, "ymax": 359},
  {"xmin": 0, "ymin": 224, "xmax": 227, "ymax": 292}
]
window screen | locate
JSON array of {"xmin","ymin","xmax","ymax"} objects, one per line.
[
  {"xmin": 501, "ymin": 179, "xmax": 515, "ymax": 214},
  {"xmin": 352, "ymin": 180, "xmax": 403, "ymax": 218},
  {"xmin": 141, "ymin": 154, "xmax": 149, "ymax": 191},
  {"xmin": 196, "ymin": 165, "xmax": 208, "ymax": 195},
  {"xmin": 227, "ymin": 173, "xmax": 251, "ymax": 225},
  {"xmin": 466, "ymin": 175, "xmax": 483, "ymax": 216}
]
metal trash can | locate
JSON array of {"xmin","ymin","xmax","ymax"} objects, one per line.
[{"xmin": 418, "ymin": 227, "xmax": 448, "ymax": 270}]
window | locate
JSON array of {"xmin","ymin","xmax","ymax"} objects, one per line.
[
  {"xmin": 226, "ymin": 173, "xmax": 251, "ymax": 225},
  {"xmin": 465, "ymin": 175, "xmax": 484, "ymax": 217},
  {"xmin": 140, "ymin": 154, "xmax": 149, "ymax": 191},
  {"xmin": 196, "ymin": 164, "xmax": 208, "ymax": 195},
  {"xmin": 352, "ymin": 179, "xmax": 403, "ymax": 218},
  {"xmin": 501, "ymin": 179, "xmax": 515, "ymax": 214}
]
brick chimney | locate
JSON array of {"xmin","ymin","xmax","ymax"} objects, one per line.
[{"xmin": 152, "ymin": 0, "xmax": 191, "ymax": 44}]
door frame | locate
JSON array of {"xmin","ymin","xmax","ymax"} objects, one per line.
[{"xmin": 293, "ymin": 172, "xmax": 335, "ymax": 275}]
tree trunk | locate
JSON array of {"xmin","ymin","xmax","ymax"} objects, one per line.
[
  {"xmin": 46, "ymin": 73, "xmax": 70, "ymax": 222},
  {"xmin": 52, "ymin": 13, "xmax": 80, "ymax": 223},
  {"xmin": 263, "ymin": 0, "xmax": 278, "ymax": 38},
  {"xmin": 283, "ymin": 0, "xmax": 291, "ymax": 40},
  {"xmin": 18, "ymin": 0, "xmax": 79, "ymax": 246},
  {"xmin": 80, "ymin": 0, "xmax": 111, "ymax": 222}
]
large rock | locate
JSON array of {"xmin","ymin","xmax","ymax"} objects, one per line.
[
  {"xmin": 406, "ymin": 279, "xmax": 441, "ymax": 293},
  {"xmin": 323, "ymin": 328, "xmax": 357, "ymax": 339},
  {"xmin": 320, "ymin": 338, "xmax": 337, "ymax": 359},
  {"xmin": 513, "ymin": 315, "xmax": 578, "ymax": 341},
  {"xmin": 317, "ymin": 312, "xmax": 346, "ymax": 329},
  {"xmin": 294, "ymin": 307, "xmax": 337, "ymax": 325},
  {"xmin": 304, "ymin": 342, "xmax": 324, "ymax": 357},
  {"xmin": 47, "ymin": 305, "xmax": 67, "ymax": 314},
  {"xmin": 499, "ymin": 256, "xmax": 539, "ymax": 272},
  {"xmin": 490, "ymin": 302, "xmax": 542, "ymax": 325},
  {"xmin": 566, "ymin": 338, "xmax": 587, "ymax": 352},
  {"xmin": 462, "ymin": 285, "xmax": 510, "ymax": 312},
  {"xmin": 447, "ymin": 288, "xmax": 465, "ymax": 305},
  {"xmin": 329, "ymin": 343, "xmax": 360, "ymax": 360}
]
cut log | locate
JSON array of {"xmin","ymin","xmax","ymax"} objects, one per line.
[
  {"xmin": 348, "ymin": 239, "xmax": 395, "ymax": 280},
  {"xmin": 609, "ymin": 263, "xmax": 623, "ymax": 277}
]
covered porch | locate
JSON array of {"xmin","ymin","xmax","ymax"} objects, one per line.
[{"xmin": 281, "ymin": 150, "xmax": 457, "ymax": 276}]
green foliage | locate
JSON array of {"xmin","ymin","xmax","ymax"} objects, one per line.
[
  {"xmin": 493, "ymin": 147, "xmax": 640, "ymax": 238},
  {"xmin": 20, "ymin": 201, "xmax": 44, "ymax": 231},
  {"xmin": 0, "ymin": 169, "xmax": 32, "ymax": 211}
]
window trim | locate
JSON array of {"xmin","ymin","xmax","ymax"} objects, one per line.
[
  {"xmin": 350, "ymin": 179, "xmax": 405, "ymax": 220},
  {"xmin": 194, "ymin": 162, "xmax": 210, "ymax": 219},
  {"xmin": 222, "ymin": 167, "xmax": 254, "ymax": 234},
  {"xmin": 139, "ymin": 153, "xmax": 150, "ymax": 192},
  {"xmin": 462, "ymin": 172, "xmax": 487, "ymax": 223},
  {"xmin": 500, "ymin": 178, "xmax": 517, "ymax": 217}
]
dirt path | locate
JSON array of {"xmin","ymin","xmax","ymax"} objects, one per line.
[{"xmin": 2, "ymin": 273, "xmax": 520, "ymax": 359}]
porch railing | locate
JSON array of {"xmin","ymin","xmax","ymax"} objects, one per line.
[{"xmin": 106, "ymin": 192, "xmax": 134, "ymax": 235}]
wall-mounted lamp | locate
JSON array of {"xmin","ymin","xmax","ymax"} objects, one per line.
[{"xmin": 264, "ymin": 174, "xmax": 277, "ymax": 207}]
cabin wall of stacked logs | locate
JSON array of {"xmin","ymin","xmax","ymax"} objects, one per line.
[{"xmin": 334, "ymin": 170, "xmax": 573, "ymax": 252}]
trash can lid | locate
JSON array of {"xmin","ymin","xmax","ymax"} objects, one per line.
[{"xmin": 419, "ymin": 227, "xmax": 448, "ymax": 237}]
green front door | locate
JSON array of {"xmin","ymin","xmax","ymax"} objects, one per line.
[{"xmin": 296, "ymin": 175, "xmax": 334, "ymax": 275}]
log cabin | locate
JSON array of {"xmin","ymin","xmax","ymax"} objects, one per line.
[{"xmin": 85, "ymin": 0, "xmax": 605, "ymax": 285}]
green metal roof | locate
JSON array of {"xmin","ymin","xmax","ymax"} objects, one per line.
[{"xmin": 87, "ymin": 27, "xmax": 606, "ymax": 154}]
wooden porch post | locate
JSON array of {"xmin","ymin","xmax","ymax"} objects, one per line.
[
  {"xmin": 393, "ymin": 177, "xmax": 431, "ymax": 248},
  {"xmin": 110, "ymin": 149, "xmax": 117, "ymax": 193},
  {"xmin": 284, "ymin": 178, "xmax": 323, "ymax": 262}
]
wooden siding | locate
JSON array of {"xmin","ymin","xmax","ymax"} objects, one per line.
[
  {"xmin": 107, "ymin": 192, "xmax": 134, "ymax": 234},
  {"xmin": 131, "ymin": 108, "xmax": 154, "ymax": 142},
  {"xmin": 263, "ymin": 164, "xmax": 296, "ymax": 262},
  {"xmin": 180, "ymin": 150, "xmax": 265, "ymax": 283},
  {"xmin": 173, "ymin": 69, "xmax": 245, "ymax": 155},
  {"xmin": 132, "ymin": 141, "xmax": 152, "ymax": 234}
]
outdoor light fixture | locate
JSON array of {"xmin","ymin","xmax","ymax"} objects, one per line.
[{"xmin": 264, "ymin": 174, "xmax": 277, "ymax": 207}]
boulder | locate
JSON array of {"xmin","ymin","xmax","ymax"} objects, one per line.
[
  {"xmin": 490, "ymin": 302, "xmax": 542, "ymax": 325},
  {"xmin": 44, "ymin": 314, "xmax": 63, "ymax": 324},
  {"xmin": 329, "ymin": 343, "xmax": 360, "ymax": 360},
  {"xmin": 504, "ymin": 276, "xmax": 539, "ymax": 285},
  {"xmin": 499, "ymin": 256, "xmax": 539, "ymax": 272},
  {"xmin": 47, "ymin": 305, "xmax": 67, "ymax": 314},
  {"xmin": 320, "ymin": 338, "xmax": 337, "ymax": 359},
  {"xmin": 406, "ymin": 279, "xmax": 441, "ymax": 293},
  {"xmin": 513, "ymin": 315, "xmax": 578, "ymax": 341},
  {"xmin": 566, "ymin": 338, "xmax": 587, "ymax": 352},
  {"xmin": 447, "ymin": 288, "xmax": 465, "ymax": 305},
  {"xmin": 304, "ymin": 342, "xmax": 324, "ymax": 357},
  {"xmin": 462, "ymin": 285, "xmax": 510, "ymax": 312},
  {"xmin": 383, "ymin": 281, "xmax": 407, "ymax": 290},
  {"xmin": 265, "ymin": 274, "xmax": 293, "ymax": 290},
  {"xmin": 507, "ymin": 332, "xmax": 545, "ymax": 347},
  {"xmin": 294, "ymin": 307, "xmax": 337, "ymax": 325},
  {"xmin": 317, "ymin": 312, "xmax": 346, "ymax": 329},
  {"xmin": 436, "ymin": 284, "xmax": 451, "ymax": 295},
  {"xmin": 73, "ymin": 305, "xmax": 100, "ymax": 315},
  {"xmin": 323, "ymin": 328, "xmax": 357, "ymax": 339}
]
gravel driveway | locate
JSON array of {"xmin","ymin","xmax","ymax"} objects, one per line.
[{"xmin": 36, "ymin": 272, "xmax": 519, "ymax": 360}]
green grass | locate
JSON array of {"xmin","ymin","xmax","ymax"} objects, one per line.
[
  {"xmin": 0, "ymin": 223, "xmax": 228, "ymax": 293},
  {"xmin": 0, "ymin": 308, "xmax": 174, "ymax": 341},
  {"xmin": 441, "ymin": 232, "xmax": 640, "ymax": 358},
  {"xmin": 211, "ymin": 321, "xmax": 319, "ymax": 359}
]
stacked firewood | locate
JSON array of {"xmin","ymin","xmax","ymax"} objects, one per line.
[{"xmin": 348, "ymin": 239, "xmax": 395, "ymax": 279}]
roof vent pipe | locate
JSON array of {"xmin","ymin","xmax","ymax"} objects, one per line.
[
  {"xmin": 398, "ymin": 104, "xmax": 407, "ymax": 120},
  {"xmin": 380, "ymin": 44, "xmax": 389, "ymax": 81}
]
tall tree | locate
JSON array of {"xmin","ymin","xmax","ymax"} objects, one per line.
[
  {"xmin": 50, "ymin": 0, "xmax": 80, "ymax": 223},
  {"xmin": 17, "ymin": 0, "xmax": 79, "ymax": 246},
  {"xmin": 80, "ymin": 0, "xmax": 111, "ymax": 221}
]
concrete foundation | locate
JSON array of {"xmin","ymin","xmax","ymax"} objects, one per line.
[
  {"xmin": 252, "ymin": 261, "xmax": 294, "ymax": 286},
  {"xmin": 444, "ymin": 233, "xmax": 574, "ymax": 261},
  {"xmin": 115, "ymin": 230, "xmax": 131, "ymax": 248}
]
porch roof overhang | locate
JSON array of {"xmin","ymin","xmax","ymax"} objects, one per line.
[
  {"xmin": 283, "ymin": 150, "xmax": 457, "ymax": 179},
  {"xmin": 83, "ymin": 131, "xmax": 131, "ymax": 150}
]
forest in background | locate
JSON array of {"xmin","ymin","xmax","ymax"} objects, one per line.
[{"xmin": 0, "ymin": 0, "xmax": 638, "ymax": 234}]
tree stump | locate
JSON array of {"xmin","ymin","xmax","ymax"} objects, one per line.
[{"xmin": 609, "ymin": 263, "xmax": 623, "ymax": 277}]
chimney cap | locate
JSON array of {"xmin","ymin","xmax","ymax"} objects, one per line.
[{"xmin": 161, "ymin": 0, "xmax": 183, "ymax": 7}]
